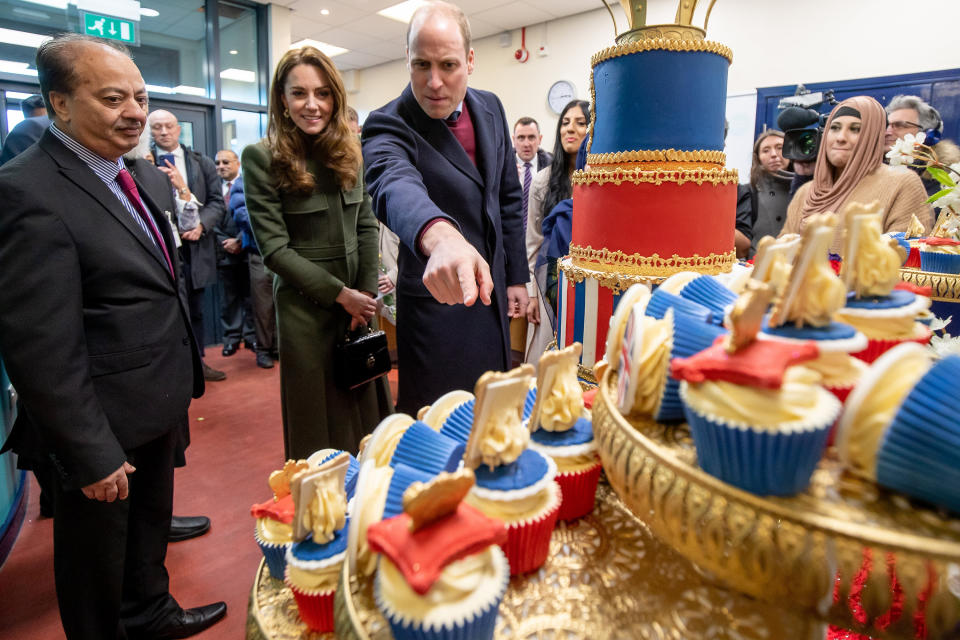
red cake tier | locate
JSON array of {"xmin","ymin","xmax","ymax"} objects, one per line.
[{"xmin": 571, "ymin": 167, "xmax": 737, "ymax": 277}]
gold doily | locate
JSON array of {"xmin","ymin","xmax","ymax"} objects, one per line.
[
  {"xmin": 568, "ymin": 245, "xmax": 737, "ymax": 277},
  {"xmin": 593, "ymin": 368, "xmax": 960, "ymax": 639},
  {"xmin": 587, "ymin": 149, "xmax": 726, "ymax": 166},
  {"xmin": 559, "ymin": 257, "xmax": 666, "ymax": 292},
  {"xmin": 592, "ymin": 38, "xmax": 733, "ymax": 66},
  {"xmin": 572, "ymin": 166, "xmax": 738, "ymax": 187}
]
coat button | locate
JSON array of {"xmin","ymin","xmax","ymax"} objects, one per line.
[{"xmin": 776, "ymin": 216, "xmax": 782, "ymax": 222}]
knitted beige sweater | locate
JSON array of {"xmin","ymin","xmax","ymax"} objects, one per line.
[{"xmin": 780, "ymin": 164, "xmax": 933, "ymax": 256}]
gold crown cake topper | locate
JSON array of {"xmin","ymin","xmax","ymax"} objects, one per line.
[{"xmin": 605, "ymin": 0, "xmax": 718, "ymax": 43}]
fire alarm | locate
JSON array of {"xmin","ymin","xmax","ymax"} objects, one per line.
[{"xmin": 515, "ymin": 48, "xmax": 529, "ymax": 62}]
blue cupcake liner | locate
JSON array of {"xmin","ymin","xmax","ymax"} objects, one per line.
[
  {"xmin": 382, "ymin": 463, "xmax": 435, "ymax": 519},
  {"xmin": 679, "ymin": 276, "xmax": 737, "ymax": 324},
  {"xmin": 439, "ymin": 399, "xmax": 475, "ymax": 444},
  {"xmin": 655, "ymin": 312, "xmax": 728, "ymax": 422},
  {"xmin": 257, "ymin": 539, "xmax": 289, "ymax": 580},
  {"xmin": 646, "ymin": 289, "xmax": 713, "ymax": 325},
  {"xmin": 876, "ymin": 355, "xmax": 960, "ymax": 512},
  {"xmin": 390, "ymin": 422, "xmax": 466, "ymax": 475},
  {"xmin": 318, "ymin": 450, "xmax": 361, "ymax": 500},
  {"xmin": 920, "ymin": 250, "xmax": 960, "ymax": 274},
  {"xmin": 522, "ymin": 386, "xmax": 537, "ymax": 421},
  {"xmin": 683, "ymin": 403, "xmax": 832, "ymax": 496}
]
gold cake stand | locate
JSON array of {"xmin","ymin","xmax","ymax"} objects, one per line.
[
  {"xmin": 592, "ymin": 366, "xmax": 960, "ymax": 639},
  {"xmin": 247, "ymin": 481, "xmax": 832, "ymax": 639},
  {"xmin": 899, "ymin": 267, "xmax": 960, "ymax": 303}
]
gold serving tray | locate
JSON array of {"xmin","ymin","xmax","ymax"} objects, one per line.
[
  {"xmin": 248, "ymin": 482, "xmax": 829, "ymax": 639},
  {"xmin": 593, "ymin": 366, "xmax": 960, "ymax": 639},
  {"xmin": 899, "ymin": 267, "xmax": 960, "ymax": 302}
]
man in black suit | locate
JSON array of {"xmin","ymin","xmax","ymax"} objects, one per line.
[
  {"xmin": 0, "ymin": 34, "xmax": 225, "ymax": 639},
  {"xmin": 512, "ymin": 116, "xmax": 552, "ymax": 227},
  {"xmin": 147, "ymin": 109, "xmax": 226, "ymax": 382},
  {"xmin": 362, "ymin": 1, "xmax": 528, "ymax": 413}
]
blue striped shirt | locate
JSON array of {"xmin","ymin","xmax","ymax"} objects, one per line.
[{"xmin": 49, "ymin": 123, "xmax": 158, "ymax": 247}]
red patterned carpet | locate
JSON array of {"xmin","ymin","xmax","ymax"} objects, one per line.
[{"xmin": 0, "ymin": 346, "xmax": 398, "ymax": 639}]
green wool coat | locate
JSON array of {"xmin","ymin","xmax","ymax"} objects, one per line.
[{"xmin": 241, "ymin": 141, "xmax": 392, "ymax": 459}]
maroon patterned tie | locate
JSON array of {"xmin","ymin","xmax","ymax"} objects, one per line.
[{"xmin": 116, "ymin": 168, "xmax": 174, "ymax": 277}]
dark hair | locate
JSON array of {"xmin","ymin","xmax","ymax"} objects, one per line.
[
  {"xmin": 346, "ymin": 106, "xmax": 358, "ymax": 122},
  {"xmin": 36, "ymin": 33, "xmax": 130, "ymax": 115},
  {"xmin": 266, "ymin": 46, "xmax": 361, "ymax": 193},
  {"xmin": 20, "ymin": 95, "xmax": 45, "ymax": 118},
  {"xmin": 407, "ymin": 1, "xmax": 471, "ymax": 57},
  {"xmin": 542, "ymin": 99, "xmax": 590, "ymax": 219},
  {"xmin": 514, "ymin": 116, "xmax": 539, "ymax": 133},
  {"xmin": 749, "ymin": 130, "xmax": 785, "ymax": 189}
]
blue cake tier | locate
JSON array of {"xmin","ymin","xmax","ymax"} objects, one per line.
[{"xmin": 591, "ymin": 47, "xmax": 730, "ymax": 154}]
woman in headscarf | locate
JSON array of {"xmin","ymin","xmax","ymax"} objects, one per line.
[
  {"xmin": 524, "ymin": 99, "xmax": 590, "ymax": 366},
  {"xmin": 780, "ymin": 96, "xmax": 932, "ymax": 255}
]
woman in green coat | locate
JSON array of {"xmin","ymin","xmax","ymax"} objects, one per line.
[{"xmin": 242, "ymin": 46, "xmax": 392, "ymax": 459}]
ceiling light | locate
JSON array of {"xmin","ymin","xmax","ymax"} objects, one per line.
[
  {"xmin": 140, "ymin": 8, "xmax": 159, "ymax": 17},
  {"xmin": 0, "ymin": 61, "xmax": 38, "ymax": 76},
  {"xmin": 229, "ymin": 49, "xmax": 238, "ymax": 55},
  {"xmin": 22, "ymin": 0, "xmax": 68, "ymax": 8},
  {"xmin": 146, "ymin": 84, "xmax": 173, "ymax": 94},
  {"xmin": 220, "ymin": 68, "xmax": 256, "ymax": 83},
  {"xmin": 377, "ymin": 0, "xmax": 429, "ymax": 23},
  {"xmin": 0, "ymin": 28, "xmax": 53, "ymax": 48},
  {"xmin": 12, "ymin": 8, "xmax": 52, "ymax": 20},
  {"xmin": 289, "ymin": 39, "xmax": 348, "ymax": 57},
  {"xmin": 173, "ymin": 85, "xmax": 206, "ymax": 96},
  {"xmin": 320, "ymin": 9, "xmax": 330, "ymax": 15},
  {"xmin": 6, "ymin": 91, "xmax": 34, "ymax": 100}
]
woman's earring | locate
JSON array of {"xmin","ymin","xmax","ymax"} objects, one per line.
[{"xmin": 283, "ymin": 108, "xmax": 290, "ymax": 118}]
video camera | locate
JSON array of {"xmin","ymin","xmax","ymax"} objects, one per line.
[{"xmin": 776, "ymin": 85, "xmax": 837, "ymax": 163}]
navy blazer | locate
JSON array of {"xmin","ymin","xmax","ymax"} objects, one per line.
[
  {"xmin": 362, "ymin": 85, "xmax": 527, "ymax": 411},
  {"xmin": 0, "ymin": 116, "xmax": 50, "ymax": 166}
]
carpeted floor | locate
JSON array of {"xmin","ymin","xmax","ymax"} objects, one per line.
[{"xmin": 0, "ymin": 345, "xmax": 398, "ymax": 639}]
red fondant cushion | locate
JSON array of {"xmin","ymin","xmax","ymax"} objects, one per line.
[
  {"xmin": 894, "ymin": 281, "xmax": 932, "ymax": 297},
  {"xmin": 921, "ymin": 237, "xmax": 960, "ymax": 246},
  {"xmin": 582, "ymin": 388, "xmax": 598, "ymax": 409},
  {"xmin": 366, "ymin": 503, "xmax": 507, "ymax": 595},
  {"xmin": 670, "ymin": 336, "xmax": 819, "ymax": 389},
  {"xmin": 250, "ymin": 493, "xmax": 295, "ymax": 524}
]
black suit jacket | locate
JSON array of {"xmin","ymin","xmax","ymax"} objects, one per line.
[
  {"xmin": 535, "ymin": 148, "xmax": 553, "ymax": 172},
  {"xmin": 0, "ymin": 116, "xmax": 50, "ymax": 166},
  {"xmin": 151, "ymin": 143, "xmax": 225, "ymax": 289},
  {"xmin": 0, "ymin": 130, "xmax": 203, "ymax": 490},
  {"xmin": 362, "ymin": 85, "xmax": 527, "ymax": 410}
]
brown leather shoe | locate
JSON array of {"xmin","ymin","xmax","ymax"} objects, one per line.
[{"xmin": 202, "ymin": 362, "xmax": 226, "ymax": 381}]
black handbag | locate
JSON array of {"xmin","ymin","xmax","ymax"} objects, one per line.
[{"xmin": 334, "ymin": 324, "xmax": 390, "ymax": 390}]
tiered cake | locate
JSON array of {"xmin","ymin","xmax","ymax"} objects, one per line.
[{"xmin": 558, "ymin": 4, "xmax": 737, "ymax": 374}]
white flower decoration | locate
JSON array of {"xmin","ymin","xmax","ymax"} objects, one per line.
[
  {"xmin": 933, "ymin": 188, "xmax": 960, "ymax": 211},
  {"xmin": 950, "ymin": 162, "xmax": 960, "ymax": 183}
]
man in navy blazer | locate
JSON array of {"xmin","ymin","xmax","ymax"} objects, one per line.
[
  {"xmin": 362, "ymin": 1, "xmax": 528, "ymax": 413},
  {"xmin": 0, "ymin": 34, "xmax": 225, "ymax": 639}
]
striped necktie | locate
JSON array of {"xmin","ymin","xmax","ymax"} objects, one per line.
[
  {"xmin": 116, "ymin": 168, "xmax": 174, "ymax": 277},
  {"xmin": 521, "ymin": 162, "xmax": 532, "ymax": 230}
]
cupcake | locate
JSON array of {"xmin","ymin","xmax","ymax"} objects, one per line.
[
  {"xmin": 902, "ymin": 213, "xmax": 927, "ymax": 268},
  {"xmin": 832, "ymin": 203, "xmax": 933, "ymax": 364},
  {"xmin": 307, "ymin": 449, "xmax": 361, "ymax": 499},
  {"xmin": 359, "ymin": 413, "xmax": 415, "ymax": 468},
  {"xmin": 601, "ymin": 283, "xmax": 650, "ymax": 369},
  {"xmin": 419, "ymin": 390, "xmax": 475, "ymax": 430},
  {"xmin": 389, "ymin": 421, "xmax": 466, "ymax": 475},
  {"xmin": 367, "ymin": 469, "xmax": 509, "ymax": 640},
  {"xmin": 439, "ymin": 396, "xmax": 477, "ymax": 444},
  {"xmin": 659, "ymin": 271, "xmax": 737, "ymax": 326},
  {"xmin": 251, "ymin": 459, "xmax": 310, "ymax": 579},
  {"xmin": 527, "ymin": 342, "xmax": 601, "ymax": 521},
  {"xmin": 919, "ymin": 237, "xmax": 960, "ymax": 274},
  {"xmin": 646, "ymin": 286, "xmax": 713, "ymax": 325},
  {"xmin": 346, "ymin": 460, "xmax": 395, "ymax": 577},
  {"xmin": 284, "ymin": 453, "xmax": 352, "ymax": 632},
  {"xmin": 462, "ymin": 365, "xmax": 560, "ymax": 575},
  {"xmin": 836, "ymin": 343, "xmax": 960, "ymax": 513},
  {"xmin": 673, "ymin": 337, "xmax": 841, "ymax": 496}
]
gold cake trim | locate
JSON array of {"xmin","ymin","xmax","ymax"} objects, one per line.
[
  {"xmin": 569, "ymin": 245, "xmax": 736, "ymax": 276},
  {"xmin": 587, "ymin": 149, "xmax": 726, "ymax": 166},
  {"xmin": 559, "ymin": 257, "xmax": 666, "ymax": 292},
  {"xmin": 571, "ymin": 166, "xmax": 738, "ymax": 187},
  {"xmin": 591, "ymin": 39, "xmax": 733, "ymax": 66}
]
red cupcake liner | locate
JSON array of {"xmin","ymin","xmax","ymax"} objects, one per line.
[
  {"xmin": 287, "ymin": 581, "xmax": 335, "ymax": 632},
  {"xmin": 851, "ymin": 327, "xmax": 932, "ymax": 364},
  {"xmin": 501, "ymin": 483, "xmax": 561, "ymax": 575},
  {"xmin": 555, "ymin": 462, "xmax": 602, "ymax": 521},
  {"xmin": 904, "ymin": 247, "xmax": 921, "ymax": 269}
]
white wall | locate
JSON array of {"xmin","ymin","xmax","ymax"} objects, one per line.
[{"xmin": 347, "ymin": 0, "xmax": 960, "ymax": 173}]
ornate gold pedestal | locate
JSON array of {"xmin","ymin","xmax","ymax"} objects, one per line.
[
  {"xmin": 249, "ymin": 483, "xmax": 828, "ymax": 639},
  {"xmin": 593, "ymin": 367, "xmax": 960, "ymax": 639}
]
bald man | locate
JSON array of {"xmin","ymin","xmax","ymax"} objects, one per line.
[{"xmin": 148, "ymin": 109, "xmax": 225, "ymax": 381}]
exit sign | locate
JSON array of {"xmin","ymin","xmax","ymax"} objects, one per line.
[{"xmin": 80, "ymin": 11, "xmax": 138, "ymax": 45}]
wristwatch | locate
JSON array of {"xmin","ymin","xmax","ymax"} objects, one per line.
[{"xmin": 178, "ymin": 187, "xmax": 189, "ymax": 197}]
